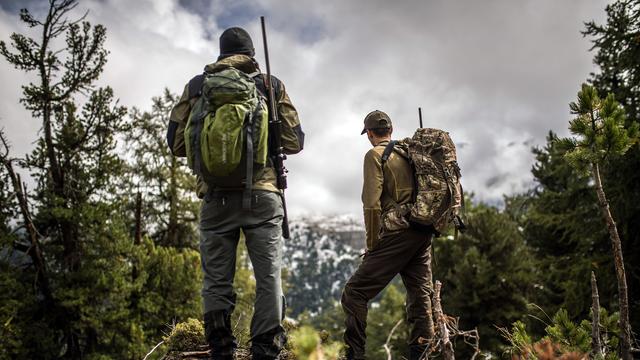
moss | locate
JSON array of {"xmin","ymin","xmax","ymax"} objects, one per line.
[{"xmin": 163, "ymin": 318, "xmax": 205, "ymax": 352}]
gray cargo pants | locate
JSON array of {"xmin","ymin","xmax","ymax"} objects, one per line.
[{"xmin": 200, "ymin": 189, "xmax": 286, "ymax": 359}]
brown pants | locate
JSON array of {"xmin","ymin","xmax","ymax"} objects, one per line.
[{"xmin": 341, "ymin": 228, "xmax": 434, "ymax": 359}]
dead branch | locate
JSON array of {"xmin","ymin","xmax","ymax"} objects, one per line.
[
  {"xmin": 383, "ymin": 319, "xmax": 403, "ymax": 360},
  {"xmin": 591, "ymin": 272, "xmax": 602, "ymax": 357},
  {"xmin": 143, "ymin": 340, "xmax": 164, "ymax": 360},
  {"xmin": 433, "ymin": 281, "xmax": 455, "ymax": 360},
  {"xmin": 0, "ymin": 130, "xmax": 53, "ymax": 303}
]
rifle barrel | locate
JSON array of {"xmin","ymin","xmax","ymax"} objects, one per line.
[{"xmin": 260, "ymin": 16, "xmax": 290, "ymax": 239}]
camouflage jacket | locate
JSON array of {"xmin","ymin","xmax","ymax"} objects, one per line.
[
  {"xmin": 362, "ymin": 140, "xmax": 414, "ymax": 250},
  {"xmin": 167, "ymin": 54, "xmax": 304, "ymax": 197}
]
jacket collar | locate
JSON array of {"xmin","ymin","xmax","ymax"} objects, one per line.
[{"xmin": 204, "ymin": 54, "xmax": 260, "ymax": 74}]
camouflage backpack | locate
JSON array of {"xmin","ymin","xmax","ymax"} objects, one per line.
[
  {"xmin": 184, "ymin": 66, "xmax": 269, "ymax": 208},
  {"xmin": 382, "ymin": 128, "xmax": 465, "ymax": 235}
]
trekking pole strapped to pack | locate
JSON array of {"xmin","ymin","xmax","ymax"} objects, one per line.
[{"xmin": 261, "ymin": 16, "xmax": 291, "ymax": 239}]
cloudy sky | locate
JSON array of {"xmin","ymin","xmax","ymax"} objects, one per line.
[{"xmin": 0, "ymin": 0, "xmax": 609, "ymax": 216}]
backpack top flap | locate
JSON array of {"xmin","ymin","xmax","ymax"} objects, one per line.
[{"xmin": 202, "ymin": 67, "xmax": 258, "ymax": 109}]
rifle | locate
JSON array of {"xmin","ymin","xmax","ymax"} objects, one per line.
[{"xmin": 260, "ymin": 16, "xmax": 290, "ymax": 239}]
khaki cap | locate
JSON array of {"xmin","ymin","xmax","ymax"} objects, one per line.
[{"xmin": 361, "ymin": 110, "xmax": 392, "ymax": 135}]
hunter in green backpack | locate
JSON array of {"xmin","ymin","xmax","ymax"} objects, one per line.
[{"xmin": 166, "ymin": 27, "xmax": 304, "ymax": 360}]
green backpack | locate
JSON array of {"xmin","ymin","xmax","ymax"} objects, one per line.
[{"xmin": 184, "ymin": 66, "xmax": 269, "ymax": 206}]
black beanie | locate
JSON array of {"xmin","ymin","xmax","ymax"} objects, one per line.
[{"xmin": 219, "ymin": 27, "xmax": 255, "ymax": 58}]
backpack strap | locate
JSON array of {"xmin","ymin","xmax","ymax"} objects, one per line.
[
  {"xmin": 380, "ymin": 140, "xmax": 407, "ymax": 216},
  {"xmin": 252, "ymin": 73, "xmax": 282, "ymax": 102},
  {"xmin": 381, "ymin": 140, "xmax": 397, "ymax": 166},
  {"xmin": 188, "ymin": 73, "xmax": 205, "ymax": 99},
  {"xmin": 243, "ymin": 111, "xmax": 255, "ymax": 210}
]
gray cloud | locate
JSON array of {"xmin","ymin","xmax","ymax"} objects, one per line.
[{"xmin": 0, "ymin": 0, "xmax": 609, "ymax": 217}]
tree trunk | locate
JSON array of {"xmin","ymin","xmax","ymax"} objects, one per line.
[
  {"xmin": 134, "ymin": 191, "xmax": 143, "ymax": 246},
  {"xmin": 167, "ymin": 155, "xmax": 179, "ymax": 247},
  {"xmin": 591, "ymin": 271, "xmax": 602, "ymax": 358},
  {"xmin": 592, "ymin": 163, "xmax": 632, "ymax": 360}
]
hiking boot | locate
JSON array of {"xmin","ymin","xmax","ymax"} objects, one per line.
[
  {"xmin": 409, "ymin": 344, "xmax": 428, "ymax": 360},
  {"xmin": 251, "ymin": 327, "xmax": 286, "ymax": 360},
  {"xmin": 204, "ymin": 310, "xmax": 237, "ymax": 360}
]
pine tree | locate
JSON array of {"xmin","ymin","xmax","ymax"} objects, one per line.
[
  {"xmin": 434, "ymin": 201, "xmax": 536, "ymax": 355},
  {"xmin": 556, "ymin": 84, "xmax": 639, "ymax": 359},
  {"xmin": 126, "ymin": 90, "xmax": 199, "ymax": 248},
  {"xmin": 583, "ymin": 0, "xmax": 640, "ymax": 339},
  {"xmin": 284, "ymin": 223, "xmax": 360, "ymax": 317},
  {"xmin": 520, "ymin": 133, "xmax": 614, "ymax": 325},
  {"xmin": 0, "ymin": 1, "xmax": 135, "ymax": 357},
  {"xmin": 584, "ymin": 0, "xmax": 640, "ymax": 123}
]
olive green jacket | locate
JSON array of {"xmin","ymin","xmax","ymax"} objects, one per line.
[
  {"xmin": 168, "ymin": 55, "xmax": 304, "ymax": 197},
  {"xmin": 362, "ymin": 140, "xmax": 414, "ymax": 250}
]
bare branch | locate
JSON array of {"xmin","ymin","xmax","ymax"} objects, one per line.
[
  {"xmin": 383, "ymin": 319, "xmax": 403, "ymax": 360},
  {"xmin": 433, "ymin": 281, "xmax": 455, "ymax": 360},
  {"xmin": 0, "ymin": 131, "xmax": 53, "ymax": 303},
  {"xmin": 591, "ymin": 272, "xmax": 603, "ymax": 357},
  {"xmin": 142, "ymin": 340, "xmax": 164, "ymax": 360}
]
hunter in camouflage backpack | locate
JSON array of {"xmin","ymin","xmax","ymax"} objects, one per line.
[
  {"xmin": 342, "ymin": 110, "xmax": 439, "ymax": 360},
  {"xmin": 384, "ymin": 128, "xmax": 464, "ymax": 235}
]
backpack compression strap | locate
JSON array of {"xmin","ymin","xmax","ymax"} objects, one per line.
[{"xmin": 240, "ymin": 71, "xmax": 262, "ymax": 210}]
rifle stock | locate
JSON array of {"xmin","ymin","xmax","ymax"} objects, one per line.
[{"xmin": 260, "ymin": 16, "xmax": 290, "ymax": 239}]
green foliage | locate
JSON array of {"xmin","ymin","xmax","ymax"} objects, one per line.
[
  {"xmin": 0, "ymin": 262, "xmax": 43, "ymax": 360},
  {"xmin": 126, "ymin": 91, "xmax": 199, "ymax": 248},
  {"xmin": 557, "ymin": 84, "xmax": 639, "ymax": 173},
  {"xmin": 298, "ymin": 300, "xmax": 346, "ymax": 345},
  {"xmin": 584, "ymin": 0, "xmax": 640, "ymax": 124},
  {"xmin": 0, "ymin": 1, "xmax": 203, "ymax": 358},
  {"xmin": 582, "ymin": 1, "xmax": 640, "ymax": 331},
  {"xmin": 365, "ymin": 283, "xmax": 409, "ymax": 360},
  {"xmin": 128, "ymin": 238, "xmax": 202, "ymax": 358},
  {"xmin": 290, "ymin": 326, "xmax": 321, "ymax": 358},
  {"xmin": 517, "ymin": 135, "xmax": 613, "ymax": 331},
  {"xmin": 505, "ymin": 321, "xmax": 533, "ymax": 356},
  {"xmin": 434, "ymin": 200, "xmax": 536, "ymax": 355},
  {"xmin": 290, "ymin": 325, "xmax": 343, "ymax": 360},
  {"xmin": 503, "ymin": 308, "xmax": 620, "ymax": 359},
  {"xmin": 544, "ymin": 309, "xmax": 590, "ymax": 353}
]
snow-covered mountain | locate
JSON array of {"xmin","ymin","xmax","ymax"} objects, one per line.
[
  {"xmin": 290, "ymin": 213, "xmax": 365, "ymax": 250},
  {"xmin": 283, "ymin": 214, "xmax": 365, "ymax": 316}
]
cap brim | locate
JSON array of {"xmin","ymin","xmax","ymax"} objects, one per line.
[{"xmin": 361, "ymin": 128, "xmax": 367, "ymax": 135}]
